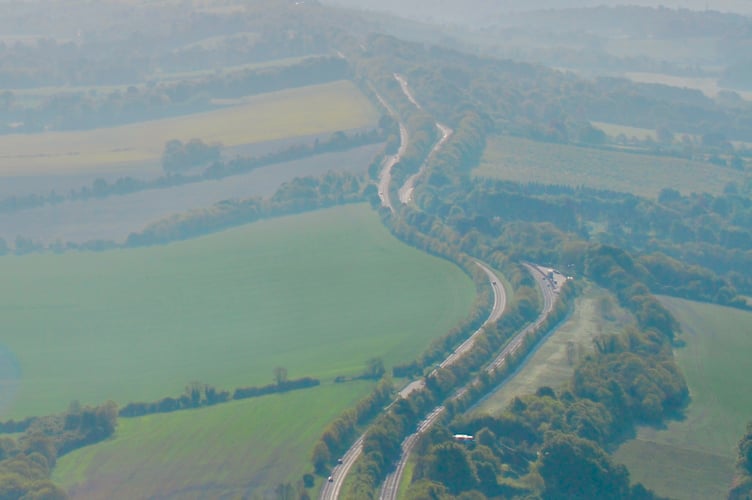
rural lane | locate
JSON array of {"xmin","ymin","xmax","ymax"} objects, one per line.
[
  {"xmin": 378, "ymin": 263, "xmax": 562, "ymax": 500},
  {"xmin": 319, "ymin": 261, "xmax": 505, "ymax": 500}
]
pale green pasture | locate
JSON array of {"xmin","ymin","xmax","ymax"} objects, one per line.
[
  {"xmin": 54, "ymin": 382, "xmax": 373, "ymax": 499},
  {"xmin": 475, "ymin": 135, "xmax": 744, "ymax": 197},
  {"xmin": 471, "ymin": 285, "xmax": 630, "ymax": 416},
  {"xmin": 613, "ymin": 297, "xmax": 752, "ymax": 499},
  {"xmin": 0, "ymin": 204, "xmax": 475, "ymax": 418}
]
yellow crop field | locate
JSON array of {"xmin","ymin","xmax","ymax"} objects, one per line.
[{"xmin": 0, "ymin": 80, "xmax": 379, "ymax": 176}]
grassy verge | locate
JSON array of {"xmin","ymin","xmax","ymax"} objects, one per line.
[
  {"xmin": 0, "ymin": 80, "xmax": 378, "ymax": 175},
  {"xmin": 0, "ymin": 204, "xmax": 475, "ymax": 418},
  {"xmin": 471, "ymin": 284, "xmax": 630, "ymax": 416},
  {"xmin": 53, "ymin": 382, "xmax": 374, "ymax": 499},
  {"xmin": 613, "ymin": 296, "xmax": 752, "ymax": 499},
  {"xmin": 474, "ymin": 135, "xmax": 744, "ymax": 198},
  {"xmin": 396, "ymin": 457, "xmax": 416, "ymax": 500}
]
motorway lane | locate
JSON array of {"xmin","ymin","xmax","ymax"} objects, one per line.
[
  {"xmin": 319, "ymin": 435, "xmax": 364, "ymax": 500},
  {"xmin": 378, "ymin": 264, "xmax": 561, "ymax": 500},
  {"xmin": 399, "ymin": 260, "xmax": 506, "ymax": 399},
  {"xmin": 398, "ymin": 123, "xmax": 452, "ymax": 206},
  {"xmin": 321, "ymin": 74, "xmax": 413, "ymax": 499},
  {"xmin": 486, "ymin": 263, "xmax": 556, "ymax": 371},
  {"xmin": 394, "ymin": 73, "xmax": 422, "ymax": 110},
  {"xmin": 379, "ymin": 406, "xmax": 446, "ymax": 500},
  {"xmin": 378, "ymin": 122, "xmax": 408, "ymax": 213}
]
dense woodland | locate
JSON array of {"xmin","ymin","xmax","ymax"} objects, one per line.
[
  {"xmin": 0, "ymin": 401, "xmax": 116, "ymax": 500},
  {"xmin": 0, "ymin": 55, "xmax": 351, "ymax": 132}
]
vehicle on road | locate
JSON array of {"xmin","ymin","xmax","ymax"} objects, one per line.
[{"xmin": 328, "ymin": 476, "xmax": 333, "ymax": 482}]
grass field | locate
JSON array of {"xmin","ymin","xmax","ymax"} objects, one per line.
[
  {"xmin": 0, "ymin": 80, "xmax": 378, "ymax": 176},
  {"xmin": 11, "ymin": 55, "xmax": 322, "ymax": 107},
  {"xmin": 613, "ymin": 297, "xmax": 752, "ymax": 499},
  {"xmin": 623, "ymin": 72, "xmax": 752, "ymax": 101},
  {"xmin": 0, "ymin": 204, "xmax": 475, "ymax": 419},
  {"xmin": 0, "ymin": 143, "xmax": 383, "ymax": 244},
  {"xmin": 471, "ymin": 285, "xmax": 631, "ymax": 416},
  {"xmin": 53, "ymin": 381, "xmax": 374, "ymax": 499},
  {"xmin": 604, "ymin": 37, "xmax": 720, "ymax": 64},
  {"xmin": 474, "ymin": 135, "xmax": 745, "ymax": 198},
  {"xmin": 591, "ymin": 121, "xmax": 658, "ymax": 142}
]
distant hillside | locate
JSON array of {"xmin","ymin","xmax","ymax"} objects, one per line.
[{"xmin": 323, "ymin": 0, "xmax": 752, "ymax": 26}]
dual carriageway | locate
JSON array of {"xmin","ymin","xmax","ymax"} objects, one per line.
[{"xmin": 321, "ymin": 73, "xmax": 568, "ymax": 500}]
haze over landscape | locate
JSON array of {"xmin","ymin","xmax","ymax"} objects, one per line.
[{"xmin": 1, "ymin": 1, "xmax": 752, "ymax": 499}]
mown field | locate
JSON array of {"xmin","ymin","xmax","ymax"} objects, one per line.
[
  {"xmin": 474, "ymin": 135, "xmax": 744, "ymax": 198},
  {"xmin": 613, "ymin": 297, "xmax": 752, "ymax": 500},
  {"xmin": 53, "ymin": 381, "xmax": 374, "ymax": 499},
  {"xmin": 10, "ymin": 55, "xmax": 322, "ymax": 107},
  {"xmin": 0, "ymin": 204, "xmax": 476, "ymax": 419},
  {"xmin": 0, "ymin": 143, "xmax": 383, "ymax": 244},
  {"xmin": 0, "ymin": 80, "xmax": 378, "ymax": 176},
  {"xmin": 604, "ymin": 37, "xmax": 719, "ymax": 64},
  {"xmin": 623, "ymin": 72, "xmax": 752, "ymax": 101},
  {"xmin": 471, "ymin": 285, "xmax": 631, "ymax": 416},
  {"xmin": 591, "ymin": 121, "xmax": 659, "ymax": 142}
]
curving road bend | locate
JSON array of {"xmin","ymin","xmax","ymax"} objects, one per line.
[
  {"xmin": 378, "ymin": 123, "xmax": 409, "ymax": 213},
  {"xmin": 319, "ymin": 262, "xmax": 504, "ymax": 500},
  {"xmin": 319, "ymin": 435, "xmax": 363, "ymax": 500},
  {"xmin": 394, "ymin": 73, "xmax": 422, "ymax": 110},
  {"xmin": 399, "ymin": 260, "xmax": 506, "ymax": 400},
  {"xmin": 485, "ymin": 263, "xmax": 557, "ymax": 372},
  {"xmin": 398, "ymin": 123, "xmax": 452, "ymax": 206},
  {"xmin": 379, "ymin": 263, "xmax": 562, "ymax": 500}
]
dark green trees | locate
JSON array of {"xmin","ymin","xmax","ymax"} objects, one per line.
[
  {"xmin": 161, "ymin": 138, "xmax": 221, "ymax": 173},
  {"xmin": 538, "ymin": 432, "xmax": 630, "ymax": 500}
]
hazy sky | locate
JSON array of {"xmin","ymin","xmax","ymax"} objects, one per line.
[{"xmin": 322, "ymin": 0, "xmax": 752, "ymax": 26}]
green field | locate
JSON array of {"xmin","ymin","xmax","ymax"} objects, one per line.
[
  {"xmin": 623, "ymin": 73, "xmax": 752, "ymax": 101},
  {"xmin": 53, "ymin": 381, "xmax": 373, "ymax": 499},
  {"xmin": 591, "ymin": 121, "xmax": 659, "ymax": 142},
  {"xmin": 604, "ymin": 37, "xmax": 720, "ymax": 64},
  {"xmin": 0, "ymin": 80, "xmax": 378, "ymax": 176},
  {"xmin": 474, "ymin": 135, "xmax": 745, "ymax": 198},
  {"xmin": 613, "ymin": 297, "xmax": 752, "ymax": 499},
  {"xmin": 0, "ymin": 204, "xmax": 476, "ymax": 419},
  {"xmin": 472, "ymin": 285, "xmax": 631, "ymax": 416},
  {"xmin": 11, "ymin": 55, "xmax": 323, "ymax": 106}
]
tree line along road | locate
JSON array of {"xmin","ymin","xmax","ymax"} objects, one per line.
[
  {"xmin": 319, "ymin": 260, "xmax": 506, "ymax": 500},
  {"xmin": 378, "ymin": 263, "xmax": 564, "ymax": 500}
]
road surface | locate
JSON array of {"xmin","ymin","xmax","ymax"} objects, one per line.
[
  {"xmin": 398, "ymin": 123, "xmax": 452, "ymax": 206},
  {"xmin": 378, "ymin": 264, "xmax": 562, "ymax": 500},
  {"xmin": 319, "ymin": 262, "xmax": 504, "ymax": 500},
  {"xmin": 485, "ymin": 263, "xmax": 558, "ymax": 372},
  {"xmin": 399, "ymin": 260, "xmax": 506, "ymax": 399},
  {"xmin": 394, "ymin": 73, "xmax": 422, "ymax": 110},
  {"xmin": 318, "ymin": 435, "xmax": 363, "ymax": 500},
  {"xmin": 378, "ymin": 123, "xmax": 408, "ymax": 213}
]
